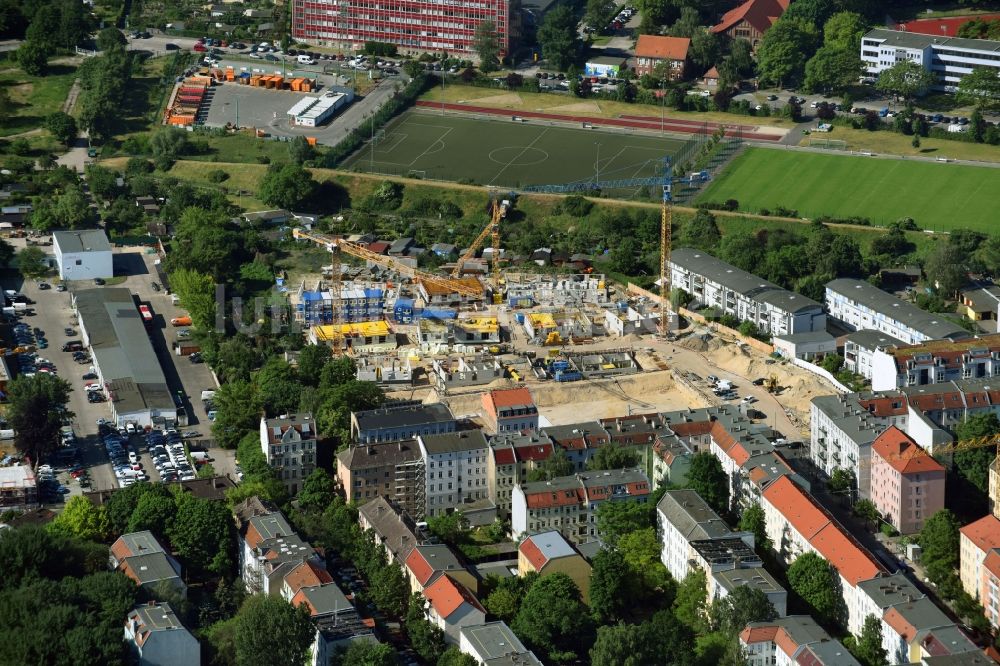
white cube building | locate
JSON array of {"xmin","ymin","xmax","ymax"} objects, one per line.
[{"xmin": 53, "ymin": 229, "xmax": 113, "ymax": 280}]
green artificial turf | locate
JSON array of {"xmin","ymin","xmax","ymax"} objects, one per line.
[
  {"xmin": 697, "ymin": 147, "xmax": 1000, "ymax": 232},
  {"xmin": 342, "ymin": 110, "xmax": 690, "ymax": 193}
]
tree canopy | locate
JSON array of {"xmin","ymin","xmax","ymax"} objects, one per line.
[
  {"xmin": 787, "ymin": 552, "xmax": 844, "ymax": 626},
  {"xmin": 259, "ymin": 163, "xmax": 318, "ymax": 210},
  {"xmin": 687, "ymin": 452, "xmax": 729, "ymax": 513},
  {"xmin": 473, "ymin": 19, "xmax": 500, "ymax": 71},
  {"xmin": 7, "ymin": 373, "xmax": 72, "ymax": 464},
  {"xmin": 233, "ymin": 595, "xmax": 315, "ymax": 666},
  {"xmin": 756, "ymin": 17, "xmax": 821, "ymax": 87},
  {"xmin": 512, "ymin": 573, "xmax": 593, "ymax": 664},
  {"xmin": 875, "ymin": 60, "xmax": 936, "ymax": 102},
  {"xmin": 537, "ymin": 5, "xmax": 580, "ymax": 71}
]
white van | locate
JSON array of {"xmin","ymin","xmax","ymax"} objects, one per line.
[{"xmin": 297, "ymin": 54, "xmax": 316, "ymax": 65}]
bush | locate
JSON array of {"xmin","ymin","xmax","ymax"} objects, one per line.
[
  {"xmin": 560, "ymin": 195, "xmax": 593, "ymax": 217},
  {"xmin": 880, "ymin": 523, "xmax": 900, "ymax": 537},
  {"xmin": 208, "ymin": 169, "xmax": 229, "ymax": 183}
]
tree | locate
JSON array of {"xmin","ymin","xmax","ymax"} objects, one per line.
[
  {"xmin": 255, "ymin": 357, "xmax": 301, "ymax": 416},
  {"xmin": 296, "ymin": 345, "xmax": 331, "ymax": 387},
  {"xmin": 711, "ymin": 586, "xmax": 778, "ymax": 635},
  {"xmin": 512, "ymin": 573, "xmax": 593, "ymax": 664},
  {"xmin": 619, "ymin": 527, "xmax": 674, "ymax": 594},
  {"xmin": 473, "ymin": 19, "xmax": 500, "ymax": 71},
  {"xmin": 169, "ymin": 268, "xmax": 216, "ymax": 331},
  {"xmin": 875, "ymin": 60, "xmax": 936, "ymax": 103},
  {"xmin": 7, "ymin": 373, "xmax": 71, "ymax": 465},
  {"xmin": 850, "ymin": 614, "xmax": 889, "ymax": 666},
  {"xmin": 590, "ymin": 610, "xmax": 696, "ymax": 666},
  {"xmin": 787, "ymin": 552, "xmax": 842, "ymax": 626},
  {"xmin": 953, "ymin": 413, "xmax": 1000, "ymax": 494},
  {"xmin": 126, "ymin": 492, "xmax": 176, "ymax": 536},
  {"xmin": 0, "ymin": 238, "xmax": 13, "ymax": 268},
  {"xmin": 820, "ymin": 353, "xmax": 844, "ymax": 374},
  {"xmin": 284, "ymin": 135, "xmax": 315, "ymax": 166},
  {"xmin": 924, "ymin": 241, "xmax": 967, "ymax": 296},
  {"xmin": 680, "ymin": 209, "xmax": 721, "ymax": 252},
  {"xmin": 824, "ymin": 11, "xmax": 868, "ymax": 51},
  {"xmin": 427, "ymin": 511, "xmax": 468, "ymax": 544},
  {"xmin": 673, "ymin": 568, "xmax": 709, "ymax": 632},
  {"xmin": 484, "ymin": 573, "xmax": 536, "ymax": 622},
  {"xmin": 590, "ymin": 548, "xmax": 633, "ymax": 623},
  {"xmin": 588, "ymin": 445, "xmax": 639, "ymax": 471},
  {"xmin": 298, "ymin": 469, "xmax": 337, "ymax": 513},
  {"xmin": 919, "ymin": 509, "xmax": 960, "ymax": 581},
  {"xmin": 233, "ymin": 595, "xmax": 315, "ymax": 666},
  {"xmin": 369, "ymin": 561, "xmax": 409, "ymax": 617},
  {"xmin": 211, "ymin": 380, "xmax": 262, "ymax": 450},
  {"xmin": 437, "ymin": 647, "xmax": 477, "ymax": 666},
  {"xmin": 689, "ymin": 29, "xmax": 723, "ymax": 72},
  {"xmin": 804, "ymin": 46, "xmax": 864, "ymax": 93},
  {"xmin": 537, "ymin": 5, "xmax": 579, "ymax": 71},
  {"xmin": 828, "ymin": 467, "xmax": 857, "ymax": 497},
  {"xmin": 150, "ymin": 127, "xmax": 190, "ymax": 169},
  {"xmin": 756, "ymin": 18, "xmax": 821, "ymax": 87},
  {"xmin": 15, "ymin": 40, "xmax": 47, "ymax": 75},
  {"xmin": 687, "ymin": 452, "xmax": 729, "ymax": 513},
  {"xmin": 955, "ymin": 66, "xmax": 1000, "ymax": 112},
  {"xmin": 167, "ymin": 493, "xmax": 234, "ymax": 577},
  {"xmin": 720, "ymin": 232, "xmax": 765, "ymax": 272},
  {"xmin": 406, "ymin": 593, "xmax": 446, "ymax": 663},
  {"xmin": 49, "ymin": 496, "xmax": 110, "ymax": 541},
  {"xmin": 610, "ymin": 237, "xmax": 639, "ymax": 275},
  {"xmin": 853, "ymin": 498, "xmax": 881, "ymax": 529},
  {"xmin": 333, "ymin": 641, "xmax": 396, "ymax": 666},
  {"xmin": 45, "ymin": 112, "xmax": 77, "ymax": 146},
  {"xmin": 738, "ymin": 503, "xmax": 771, "ymax": 552},
  {"xmin": 16, "ymin": 246, "xmax": 49, "ymax": 279},
  {"xmin": 596, "ymin": 500, "xmax": 650, "ymax": 546},
  {"xmin": 782, "ymin": 0, "xmax": 836, "ymax": 26},
  {"xmin": 96, "ymin": 26, "xmax": 126, "ymax": 51},
  {"xmin": 259, "ymin": 163, "xmax": 318, "ymax": 210}
]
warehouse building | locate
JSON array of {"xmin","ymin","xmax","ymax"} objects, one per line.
[
  {"xmin": 53, "ymin": 229, "xmax": 113, "ymax": 280},
  {"xmin": 286, "ymin": 91, "xmax": 353, "ymax": 127},
  {"xmin": 73, "ymin": 289, "xmax": 178, "ymax": 428}
]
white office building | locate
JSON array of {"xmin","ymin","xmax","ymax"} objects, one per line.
[
  {"xmin": 825, "ymin": 278, "xmax": 968, "ymax": 345},
  {"xmin": 861, "ymin": 28, "xmax": 1000, "ymax": 92},
  {"xmin": 670, "ymin": 248, "xmax": 825, "ymax": 336},
  {"xmin": 53, "ymin": 229, "xmax": 113, "ymax": 280}
]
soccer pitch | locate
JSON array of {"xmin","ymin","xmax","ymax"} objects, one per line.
[
  {"xmin": 697, "ymin": 148, "xmax": 1000, "ymax": 232},
  {"xmin": 342, "ymin": 111, "xmax": 690, "ymax": 191}
]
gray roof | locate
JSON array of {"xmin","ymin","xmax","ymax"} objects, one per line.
[
  {"xmin": 714, "ymin": 567, "xmax": 784, "ymax": 595},
  {"xmin": 116, "ymin": 530, "xmax": 167, "ymax": 558},
  {"xmin": 811, "ymin": 394, "xmax": 884, "ymax": 446},
  {"xmin": 804, "ymin": 640, "xmax": 862, "ymax": 665},
  {"xmin": 124, "ymin": 552, "xmax": 182, "ymax": 584},
  {"xmin": 298, "ymin": 582, "xmax": 352, "ymax": 615},
  {"xmin": 656, "ymin": 489, "xmax": 733, "ymax": 541},
  {"xmin": 75, "ymin": 289, "xmax": 174, "ymax": 416},
  {"xmin": 961, "ymin": 285, "xmax": 1000, "ymax": 312},
  {"xmin": 671, "ymin": 248, "xmax": 821, "ymax": 313},
  {"xmin": 843, "ymin": 329, "xmax": 906, "ymax": 350},
  {"xmin": 518, "ymin": 468, "xmax": 649, "ymax": 495},
  {"xmin": 742, "ymin": 615, "xmax": 860, "ymax": 665},
  {"xmin": 129, "ymin": 602, "xmax": 188, "ymax": 633},
  {"xmin": 459, "ymin": 622, "xmax": 541, "ymax": 665},
  {"xmin": 53, "ymin": 229, "xmax": 112, "ymax": 254},
  {"xmin": 420, "ymin": 429, "xmax": 489, "ymax": 454},
  {"xmin": 248, "ymin": 512, "xmax": 296, "ymax": 543},
  {"xmin": 864, "ymin": 27, "xmax": 1000, "ymax": 53},
  {"xmin": 826, "ymin": 279, "xmax": 969, "ymax": 341},
  {"xmin": 357, "ymin": 496, "xmax": 422, "ymax": 562},
  {"xmin": 888, "ymin": 597, "xmax": 952, "ymax": 632},
  {"xmin": 857, "ymin": 573, "xmax": 924, "ymax": 609},
  {"xmin": 922, "ymin": 653, "xmax": 996, "ymax": 665},
  {"xmin": 521, "ymin": 530, "xmax": 577, "ymax": 562},
  {"xmin": 353, "ymin": 403, "xmax": 455, "ymax": 432},
  {"xmin": 337, "ymin": 440, "xmax": 421, "ymax": 469},
  {"xmin": 410, "ymin": 544, "xmax": 466, "ymax": 576}
]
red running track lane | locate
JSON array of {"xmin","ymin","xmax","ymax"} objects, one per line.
[{"xmin": 413, "ymin": 101, "xmax": 784, "ymax": 141}]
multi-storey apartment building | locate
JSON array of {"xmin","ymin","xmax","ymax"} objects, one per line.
[
  {"xmin": 842, "ymin": 329, "xmax": 905, "ymax": 380},
  {"xmin": 350, "ymin": 402, "xmax": 457, "ymax": 444},
  {"xmin": 960, "ymin": 515, "xmax": 1000, "ymax": 602},
  {"xmin": 487, "ymin": 433, "xmax": 553, "ymax": 517},
  {"xmin": 825, "ymin": 278, "xmax": 968, "ymax": 345},
  {"xmin": 290, "ymin": 280, "xmax": 386, "ymax": 326},
  {"xmin": 260, "ymin": 413, "xmax": 318, "ymax": 495},
  {"xmin": 291, "ymin": 0, "xmax": 511, "ymax": 59},
  {"xmin": 869, "ymin": 334, "xmax": 1000, "ymax": 391},
  {"xmin": 860, "ymin": 28, "xmax": 1000, "ymax": 92},
  {"xmin": 481, "ymin": 387, "xmax": 538, "ymax": 434},
  {"xmin": 869, "ymin": 426, "xmax": 945, "ymax": 534},
  {"xmin": 511, "ymin": 468, "xmax": 650, "ymax": 544},
  {"xmin": 418, "ymin": 430, "xmax": 490, "ymax": 518},
  {"xmin": 670, "ymin": 248, "xmax": 825, "ymax": 335},
  {"xmin": 741, "ymin": 616, "xmax": 860, "ymax": 666},
  {"xmin": 336, "ymin": 439, "xmax": 424, "ymax": 517}
]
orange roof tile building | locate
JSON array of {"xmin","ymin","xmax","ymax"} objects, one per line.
[
  {"xmin": 870, "ymin": 426, "xmax": 945, "ymax": 535},
  {"xmin": 710, "ymin": 0, "xmax": 790, "ymax": 51},
  {"xmin": 634, "ymin": 35, "xmax": 690, "ymax": 79},
  {"xmin": 481, "ymin": 386, "xmax": 538, "ymax": 434},
  {"xmin": 961, "ymin": 514, "xmax": 1000, "ymax": 601},
  {"xmin": 422, "ymin": 574, "xmax": 486, "ymax": 643}
]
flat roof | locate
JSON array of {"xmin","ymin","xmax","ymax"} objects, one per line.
[
  {"xmin": 420, "ymin": 429, "xmax": 489, "ymax": 454},
  {"xmin": 74, "ymin": 289, "xmax": 174, "ymax": 417},
  {"xmin": 53, "ymin": 229, "xmax": 112, "ymax": 254},
  {"xmin": 864, "ymin": 27, "xmax": 1000, "ymax": 52},
  {"xmin": 353, "ymin": 402, "xmax": 455, "ymax": 431},
  {"xmin": 460, "ymin": 622, "xmax": 540, "ymax": 664}
]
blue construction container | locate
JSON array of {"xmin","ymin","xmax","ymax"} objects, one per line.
[
  {"xmin": 421, "ymin": 308, "xmax": 457, "ymax": 320},
  {"xmin": 392, "ymin": 297, "xmax": 415, "ymax": 324},
  {"xmin": 514, "ymin": 313, "xmax": 525, "ymax": 324}
]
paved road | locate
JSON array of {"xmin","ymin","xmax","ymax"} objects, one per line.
[{"xmin": 56, "ymin": 131, "xmax": 91, "ymax": 173}]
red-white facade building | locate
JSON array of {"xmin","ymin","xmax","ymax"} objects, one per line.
[{"xmin": 290, "ymin": 0, "xmax": 511, "ymax": 58}]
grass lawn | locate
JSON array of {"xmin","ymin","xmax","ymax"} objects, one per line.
[
  {"xmin": 186, "ymin": 132, "xmax": 302, "ymax": 165},
  {"xmin": 0, "ymin": 64, "xmax": 78, "ymax": 138},
  {"xmin": 342, "ymin": 110, "xmax": 689, "ymax": 190},
  {"xmin": 804, "ymin": 127, "xmax": 1000, "ymax": 163},
  {"xmin": 698, "ymin": 147, "xmax": 1000, "ymax": 232},
  {"xmin": 420, "ymin": 83, "xmax": 797, "ymax": 129}
]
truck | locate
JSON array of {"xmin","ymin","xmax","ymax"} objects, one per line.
[{"xmin": 170, "ymin": 316, "xmax": 192, "ymax": 326}]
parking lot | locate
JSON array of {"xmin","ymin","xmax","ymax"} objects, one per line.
[{"xmin": 4, "ymin": 244, "xmax": 234, "ymax": 496}]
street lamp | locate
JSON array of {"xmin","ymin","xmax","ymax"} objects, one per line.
[{"xmin": 594, "ymin": 142, "xmax": 602, "ymax": 185}]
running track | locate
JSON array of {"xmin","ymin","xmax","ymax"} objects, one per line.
[{"xmin": 413, "ymin": 101, "xmax": 785, "ymax": 141}]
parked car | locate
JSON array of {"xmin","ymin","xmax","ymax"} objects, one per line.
[{"xmin": 93, "ymin": 278, "xmax": 106, "ymax": 286}]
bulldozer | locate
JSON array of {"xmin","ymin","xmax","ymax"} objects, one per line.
[{"xmin": 765, "ymin": 375, "xmax": 780, "ymax": 394}]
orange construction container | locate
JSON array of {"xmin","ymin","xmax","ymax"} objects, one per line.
[
  {"xmin": 225, "ymin": 70, "xmax": 235, "ymax": 82},
  {"xmin": 299, "ymin": 80, "xmax": 312, "ymax": 93},
  {"xmin": 289, "ymin": 78, "xmax": 302, "ymax": 92},
  {"xmin": 306, "ymin": 137, "xmax": 317, "ymax": 146},
  {"xmin": 272, "ymin": 76, "xmax": 284, "ymax": 89},
  {"xmin": 168, "ymin": 115, "xmax": 195, "ymax": 126},
  {"xmin": 250, "ymin": 75, "xmax": 263, "ymax": 87}
]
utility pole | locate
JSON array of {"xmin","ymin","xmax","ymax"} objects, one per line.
[{"xmin": 594, "ymin": 142, "xmax": 602, "ymax": 185}]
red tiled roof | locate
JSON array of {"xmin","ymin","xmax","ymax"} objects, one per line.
[
  {"xmin": 896, "ymin": 14, "xmax": 1000, "ymax": 37},
  {"xmin": 368, "ymin": 241, "xmax": 390, "ymax": 254},
  {"xmin": 711, "ymin": 0, "xmax": 789, "ymax": 35},
  {"xmin": 519, "ymin": 537, "xmax": 548, "ymax": 571},
  {"xmin": 811, "ymin": 523, "xmax": 884, "ymax": 586},
  {"xmin": 762, "ymin": 476, "xmax": 829, "ymax": 540},
  {"xmin": 515, "ymin": 442, "xmax": 553, "ymax": 462},
  {"xmin": 283, "ymin": 560, "xmax": 333, "ymax": 596},
  {"xmin": 984, "ymin": 549, "xmax": 1000, "ymax": 580},
  {"xmin": 884, "ymin": 605, "xmax": 917, "ymax": 643},
  {"xmin": 635, "ymin": 35, "xmax": 690, "ymax": 61},
  {"xmin": 739, "ymin": 625, "xmax": 778, "ymax": 645},
  {"xmin": 774, "ymin": 627, "xmax": 800, "ymax": 658},
  {"xmin": 670, "ymin": 420, "xmax": 714, "ymax": 437},
  {"xmin": 858, "ymin": 395, "xmax": 908, "ymax": 417},
  {"xmin": 525, "ymin": 486, "xmax": 584, "ymax": 509},
  {"xmin": 704, "ymin": 66, "xmax": 719, "ymax": 79},
  {"xmin": 488, "ymin": 387, "xmax": 534, "ymax": 409},
  {"xmin": 423, "ymin": 574, "xmax": 484, "ymax": 619},
  {"xmin": 493, "ymin": 446, "xmax": 515, "ymax": 466},
  {"xmin": 405, "ymin": 548, "xmax": 435, "ymax": 586},
  {"xmin": 961, "ymin": 515, "xmax": 1000, "ymax": 554},
  {"xmin": 871, "ymin": 426, "xmax": 945, "ymax": 475}
]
